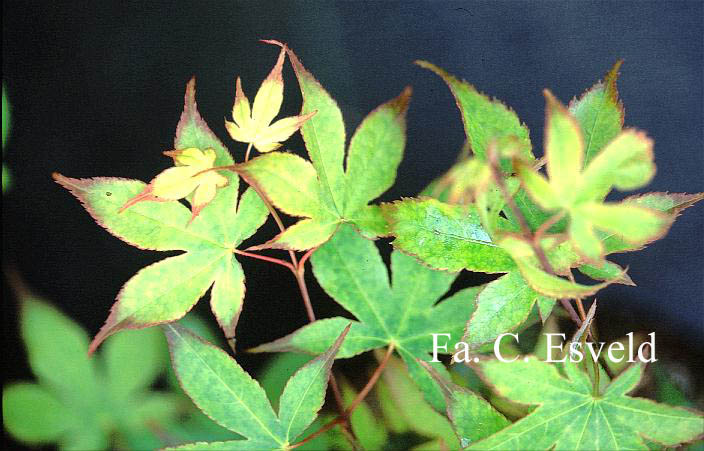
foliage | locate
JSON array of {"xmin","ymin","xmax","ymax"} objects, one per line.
[
  {"xmin": 162, "ymin": 323, "xmax": 349, "ymax": 449},
  {"xmin": 8, "ymin": 41, "xmax": 700, "ymax": 450},
  {"xmin": 454, "ymin": 358, "xmax": 703, "ymax": 449},
  {"xmin": 53, "ymin": 78, "xmax": 268, "ymax": 353},
  {"xmin": 3, "ymin": 296, "xmax": 180, "ymax": 449},
  {"xmin": 250, "ymin": 223, "xmax": 481, "ymax": 410},
  {"xmin": 235, "ymin": 41, "xmax": 411, "ymax": 250}
]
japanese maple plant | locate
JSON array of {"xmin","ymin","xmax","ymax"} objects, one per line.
[{"xmin": 49, "ymin": 40, "xmax": 703, "ymax": 449}]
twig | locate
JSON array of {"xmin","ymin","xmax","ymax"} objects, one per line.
[
  {"xmin": 566, "ymin": 272, "xmax": 591, "ymax": 336},
  {"xmin": 327, "ymin": 376, "xmax": 346, "ymax": 423},
  {"xmin": 575, "ymin": 299, "xmax": 587, "ymax": 322},
  {"xmin": 289, "ymin": 417, "xmax": 344, "ymax": 449}
]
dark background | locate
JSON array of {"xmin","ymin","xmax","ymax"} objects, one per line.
[{"xmin": 3, "ymin": 0, "xmax": 703, "ymax": 410}]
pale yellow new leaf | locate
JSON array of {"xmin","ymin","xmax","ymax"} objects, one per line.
[
  {"xmin": 226, "ymin": 46, "xmax": 315, "ymax": 153},
  {"xmin": 120, "ymin": 147, "xmax": 228, "ymax": 224}
]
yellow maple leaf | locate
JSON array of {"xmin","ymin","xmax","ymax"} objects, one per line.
[
  {"xmin": 119, "ymin": 147, "xmax": 228, "ymax": 224},
  {"xmin": 225, "ymin": 46, "xmax": 315, "ymax": 156}
]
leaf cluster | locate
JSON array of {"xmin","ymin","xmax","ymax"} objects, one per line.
[
  {"xmin": 40, "ymin": 41, "xmax": 704, "ymax": 450},
  {"xmin": 4, "ymin": 297, "xmax": 179, "ymax": 449}
]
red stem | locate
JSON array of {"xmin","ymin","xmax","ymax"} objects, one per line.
[
  {"xmin": 293, "ymin": 269, "xmax": 316, "ymax": 323},
  {"xmin": 233, "ymin": 249, "xmax": 295, "ymax": 271},
  {"xmin": 298, "ymin": 246, "xmax": 318, "ymax": 272}
]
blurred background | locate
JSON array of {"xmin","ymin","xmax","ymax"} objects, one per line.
[{"xmin": 3, "ymin": 1, "xmax": 703, "ymax": 447}]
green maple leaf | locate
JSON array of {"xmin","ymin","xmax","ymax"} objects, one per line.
[
  {"xmin": 463, "ymin": 271, "xmax": 556, "ymax": 349},
  {"xmin": 503, "ymin": 60, "xmax": 625, "ymax": 231},
  {"xmin": 250, "ymin": 223, "xmax": 482, "ymax": 410},
  {"xmin": 415, "ymin": 61, "xmax": 534, "ymax": 169},
  {"xmin": 235, "ymin": 44, "xmax": 411, "ymax": 250},
  {"xmin": 54, "ymin": 78, "xmax": 268, "ymax": 352},
  {"xmin": 257, "ymin": 352, "xmax": 389, "ymax": 451},
  {"xmin": 420, "ymin": 361, "xmax": 510, "ymax": 448},
  {"xmin": 381, "ymin": 197, "xmax": 517, "ymax": 273},
  {"xmin": 569, "ymin": 60, "xmax": 625, "ymax": 168},
  {"xmin": 162, "ymin": 322, "xmax": 349, "ymax": 450},
  {"xmin": 383, "ymin": 62, "xmax": 534, "ymax": 274},
  {"xmin": 465, "ymin": 358, "xmax": 703, "ymax": 450},
  {"xmin": 505, "ymin": 189, "xmax": 702, "ymax": 288},
  {"xmin": 513, "ymin": 85, "xmax": 703, "ymax": 270},
  {"xmin": 257, "ymin": 353, "xmax": 341, "ymax": 451},
  {"xmin": 3, "ymin": 297, "xmax": 181, "ymax": 450},
  {"xmin": 380, "ymin": 61, "xmax": 699, "ymax": 352}
]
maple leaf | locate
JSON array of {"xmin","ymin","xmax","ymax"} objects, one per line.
[
  {"xmin": 465, "ymin": 358, "xmax": 703, "ymax": 449},
  {"xmin": 569, "ymin": 60, "xmax": 625, "ymax": 168},
  {"xmin": 54, "ymin": 78, "xmax": 268, "ymax": 353},
  {"xmin": 225, "ymin": 44, "xmax": 316, "ymax": 154},
  {"xmin": 383, "ymin": 62, "xmax": 534, "ymax": 273},
  {"xmin": 515, "ymin": 90, "xmax": 672, "ymax": 264},
  {"xmin": 3, "ymin": 297, "xmax": 181, "ymax": 450},
  {"xmin": 420, "ymin": 362, "xmax": 510, "ymax": 448},
  {"xmin": 162, "ymin": 323, "xmax": 349, "ymax": 450},
  {"xmin": 119, "ymin": 147, "xmax": 229, "ymax": 224},
  {"xmin": 415, "ymin": 61, "xmax": 534, "ymax": 168},
  {"xmin": 234, "ymin": 42, "xmax": 412, "ymax": 250},
  {"xmin": 503, "ymin": 60, "xmax": 626, "ymax": 232},
  {"xmin": 386, "ymin": 62, "xmax": 656, "ymax": 274},
  {"xmin": 249, "ymin": 224, "xmax": 481, "ymax": 410}
]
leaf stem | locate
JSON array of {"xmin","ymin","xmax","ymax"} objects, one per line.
[
  {"xmin": 575, "ymin": 299, "xmax": 587, "ymax": 321},
  {"xmin": 289, "ymin": 418, "xmax": 344, "ymax": 449},
  {"xmin": 293, "ymin": 267, "xmax": 316, "ymax": 322},
  {"xmin": 570, "ymin": 278, "xmax": 600, "ymax": 396},
  {"xmin": 244, "ymin": 142, "xmax": 253, "ymax": 162},
  {"xmin": 592, "ymin": 351, "xmax": 601, "ymax": 397},
  {"xmin": 298, "ymin": 246, "xmax": 318, "ymax": 272},
  {"xmin": 327, "ymin": 375, "xmax": 347, "ymax": 427},
  {"xmin": 566, "ymin": 272, "xmax": 590, "ymax": 333},
  {"xmin": 487, "ymin": 147, "xmax": 582, "ymax": 327},
  {"xmin": 243, "ymin": 180, "xmax": 300, "ymax": 269},
  {"xmin": 347, "ymin": 344, "xmax": 395, "ymax": 414},
  {"xmin": 291, "ymin": 344, "xmax": 395, "ymax": 449},
  {"xmin": 292, "ymin": 246, "xmax": 356, "ymax": 439},
  {"xmin": 233, "ymin": 249, "xmax": 295, "ymax": 271}
]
